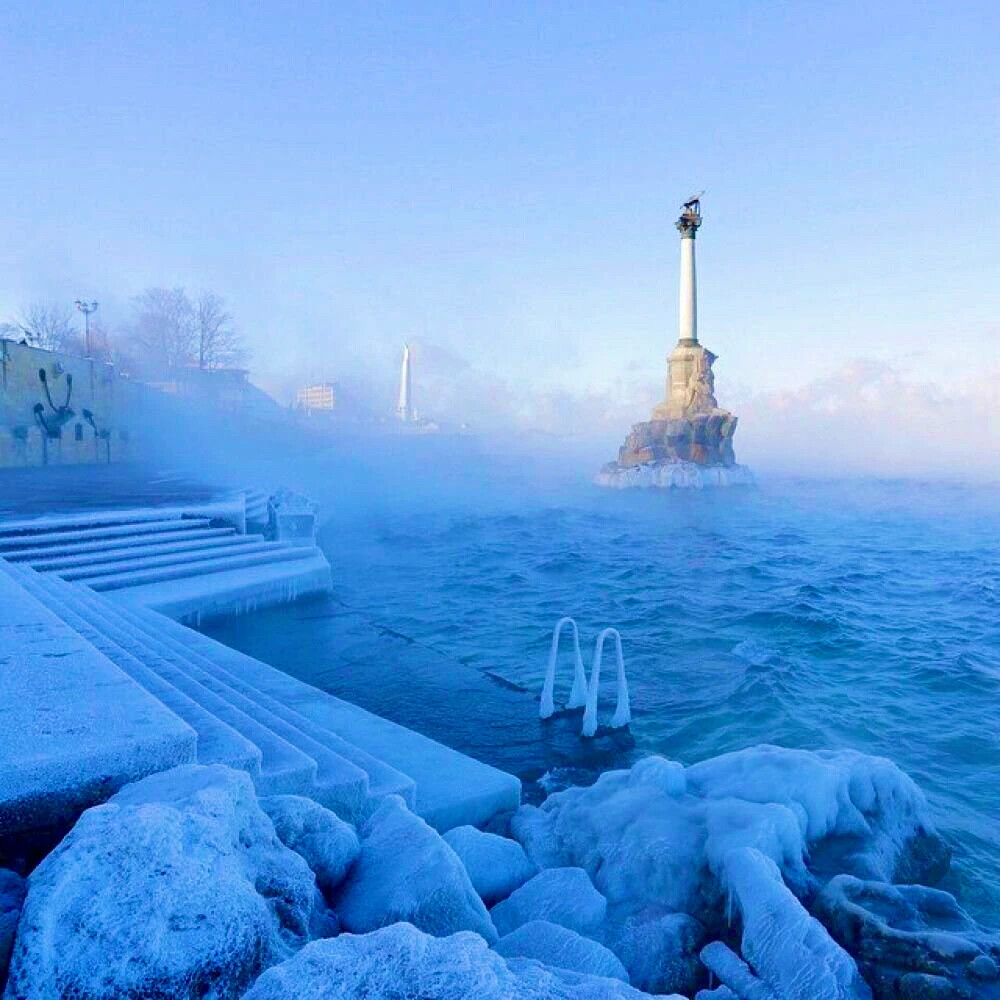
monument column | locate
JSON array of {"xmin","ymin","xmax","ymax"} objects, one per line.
[{"xmin": 676, "ymin": 196, "xmax": 702, "ymax": 347}]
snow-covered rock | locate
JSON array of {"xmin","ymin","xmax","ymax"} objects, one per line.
[
  {"xmin": 494, "ymin": 920, "xmax": 628, "ymax": 981},
  {"xmin": 701, "ymin": 848, "xmax": 871, "ymax": 1000},
  {"xmin": 243, "ymin": 922, "xmax": 663, "ymax": 999},
  {"xmin": 511, "ymin": 749, "xmax": 947, "ymax": 930},
  {"xmin": 4, "ymin": 765, "xmax": 320, "ymax": 1000},
  {"xmin": 443, "ymin": 825, "xmax": 537, "ymax": 905},
  {"xmin": 0, "ymin": 869, "xmax": 25, "ymax": 992},
  {"xmin": 334, "ymin": 795, "xmax": 496, "ymax": 943},
  {"xmin": 606, "ymin": 910, "xmax": 705, "ymax": 995},
  {"xmin": 261, "ymin": 795, "xmax": 360, "ymax": 900},
  {"xmin": 814, "ymin": 874, "xmax": 1000, "ymax": 999},
  {"xmin": 490, "ymin": 867, "xmax": 607, "ymax": 939}
]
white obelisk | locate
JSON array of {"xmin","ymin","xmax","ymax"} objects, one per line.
[{"xmin": 396, "ymin": 343, "xmax": 413, "ymax": 422}]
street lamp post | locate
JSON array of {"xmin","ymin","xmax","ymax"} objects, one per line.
[{"xmin": 74, "ymin": 300, "xmax": 99, "ymax": 356}]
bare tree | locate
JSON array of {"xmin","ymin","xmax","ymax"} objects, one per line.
[
  {"xmin": 128, "ymin": 287, "xmax": 197, "ymax": 374},
  {"xmin": 1, "ymin": 301, "xmax": 82, "ymax": 352},
  {"xmin": 195, "ymin": 292, "xmax": 248, "ymax": 369}
]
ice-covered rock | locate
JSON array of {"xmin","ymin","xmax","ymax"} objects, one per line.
[
  {"xmin": 511, "ymin": 749, "xmax": 948, "ymax": 930},
  {"xmin": 244, "ymin": 922, "xmax": 663, "ymax": 999},
  {"xmin": 701, "ymin": 848, "xmax": 871, "ymax": 1000},
  {"xmin": 261, "ymin": 795, "xmax": 360, "ymax": 900},
  {"xmin": 606, "ymin": 910, "xmax": 705, "ymax": 995},
  {"xmin": 334, "ymin": 795, "xmax": 496, "ymax": 943},
  {"xmin": 4, "ymin": 765, "xmax": 319, "ymax": 1000},
  {"xmin": 443, "ymin": 825, "xmax": 538, "ymax": 905},
  {"xmin": 814, "ymin": 874, "xmax": 1000, "ymax": 999},
  {"xmin": 695, "ymin": 988, "xmax": 739, "ymax": 1000},
  {"xmin": 494, "ymin": 919, "xmax": 628, "ymax": 981},
  {"xmin": 490, "ymin": 867, "xmax": 607, "ymax": 938},
  {"xmin": 0, "ymin": 869, "xmax": 26, "ymax": 992}
]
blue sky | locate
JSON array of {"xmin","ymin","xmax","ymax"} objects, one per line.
[{"xmin": 2, "ymin": 1, "xmax": 998, "ymax": 435}]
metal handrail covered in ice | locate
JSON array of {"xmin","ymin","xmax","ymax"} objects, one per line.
[{"xmin": 539, "ymin": 618, "xmax": 631, "ymax": 738}]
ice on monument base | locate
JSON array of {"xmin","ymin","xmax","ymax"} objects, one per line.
[
  {"xmin": 489, "ymin": 867, "xmax": 608, "ymax": 939},
  {"xmin": 700, "ymin": 847, "xmax": 872, "ymax": 1000},
  {"xmin": 333, "ymin": 795, "xmax": 497, "ymax": 944},
  {"xmin": 494, "ymin": 919, "xmax": 629, "ymax": 981},
  {"xmin": 510, "ymin": 748, "xmax": 945, "ymax": 926},
  {"xmin": 443, "ymin": 825, "xmax": 538, "ymax": 906},
  {"xmin": 261, "ymin": 795, "xmax": 360, "ymax": 901},
  {"xmin": 4, "ymin": 765, "xmax": 320, "ymax": 1000},
  {"xmin": 243, "ymin": 922, "xmax": 667, "ymax": 1000}
]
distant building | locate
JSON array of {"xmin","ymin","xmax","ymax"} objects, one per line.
[
  {"xmin": 147, "ymin": 367, "xmax": 280, "ymax": 417},
  {"xmin": 296, "ymin": 382, "xmax": 338, "ymax": 413}
]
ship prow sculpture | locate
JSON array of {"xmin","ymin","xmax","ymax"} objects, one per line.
[{"xmin": 596, "ymin": 195, "xmax": 754, "ymax": 489}]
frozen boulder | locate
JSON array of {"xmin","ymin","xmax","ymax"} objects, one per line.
[
  {"xmin": 334, "ymin": 795, "xmax": 496, "ymax": 943},
  {"xmin": 0, "ymin": 869, "xmax": 26, "ymax": 992},
  {"xmin": 4, "ymin": 765, "xmax": 319, "ymax": 1000},
  {"xmin": 606, "ymin": 910, "xmax": 705, "ymax": 995},
  {"xmin": 695, "ymin": 988, "xmax": 739, "ymax": 1000},
  {"xmin": 688, "ymin": 746, "xmax": 949, "ymax": 885},
  {"xmin": 511, "ymin": 749, "xmax": 948, "ymax": 930},
  {"xmin": 261, "ymin": 795, "xmax": 360, "ymax": 899},
  {"xmin": 244, "ymin": 922, "xmax": 662, "ymax": 999},
  {"xmin": 702, "ymin": 848, "xmax": 872, "ymax": 1000},
  {"xmin": 443, "ymin": 825, "xmax": 537, "ymax": 905},
  {"xmin": 494, "ymin": 920, "xmax": 628, "ymax": 981},
  {"xmin": 814, "ymin": 874, "xmax": 1000, "ymax": 999},
  {"xmin": 490, "ymin": 867, "xmax": 607, "ymax": 938}
]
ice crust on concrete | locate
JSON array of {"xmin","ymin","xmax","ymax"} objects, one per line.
[
  {"xmin": 595, "ymin": 461, "xmax": 755, "ymax": 490},
  {"xmin": 443, "ymin": 825, "xmax": 538, "ymax": 905},
  {"xmin": 243, "ymin": 923, "xmax": 665, "ymax": 1000},
  {"xmin": 494, "ymin": 920, "xmax": 629, "ymax": 981},
  {"xmin": 334, "ymin": 795, "xmax": 497, "ymax": 943},
  {"xmin": 489, "ymin": 867, "xmax": 607, "ymax": 939},
  {"xmin": 261, "ymin": 795, "xmax": 360, "ymax": 900},
  {"xmin": 702, "ymin": 847, "xmax": 871, "ymax": 1000},
  {"xmin": 4, "ymin": 765, "xmax": 319, "ymax": 1000},
  {"xmin": 511, "ymin": 748, "xmax": 943, "ymax": 924}
]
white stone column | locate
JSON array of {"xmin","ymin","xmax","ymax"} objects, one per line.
[
  {"xmin": 675, "ymin": 198, "xmax": 702, "ymax": 346},
  {"xmin": 678, "ymin": 232, "xmax": 697, "ymax": 345}
]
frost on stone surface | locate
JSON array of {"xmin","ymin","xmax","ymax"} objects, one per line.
[
  {"xmin": 701, "ymin": 847, "xmax": 871, "ymax": 1000},
  {"xmin": 0, "ymin": 869, "xmax": 26, "ymax": 993},
  {"xmin": 511, "ymin": 748, "xmax": 947, "ymax": 929},
  {"xmin": 489, "ymin": 867, "xmax": 607, "ymax": 939},
  {"xmin": 4, "ymin": 764, "xmax": 319, "ymax": 1000},
  {"xmin": 606, "ymin": 910, "xmax": 706, "ymax": 995},
  {"xmin": 494, "ymin": 919, "xmax": 628, "ymax": 981},
  {"xmin": 442, "ymin": 824, "xmax": 538, "ymax": 906},
  {"xmin": 243, "ymin": 922, "xmax": 666, "ymax": 999},
  {"xmin": 333, "ymin": 795, "xmax": 497, "ymax": 944},
  {"xmin": 814, "ymin": 874, "xmax": 1000, "ymax": 999},
  {"xmin": 260, "ymin": 795, "xmax": 360, "ymax": 901}
]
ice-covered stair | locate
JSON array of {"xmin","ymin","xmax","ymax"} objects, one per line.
[
  {"xmin": 0, "ymin": 500, "xmax": 332, "ymax": 622},
  {"xmin": 0, "ymin": 560, "xmax": 520, "ymax": 836}
]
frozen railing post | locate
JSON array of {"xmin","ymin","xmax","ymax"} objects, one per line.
[
  {"xmin": 539, "ymin": 616, "xmax": 589, "ymax": 719},
  {"xmin": 581, "ymin": 627, "xmax": 631, "ymax": 738}
]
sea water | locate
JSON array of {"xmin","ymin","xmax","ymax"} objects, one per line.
[{"xmin": 206, "ymin": 472, "xmax": 1000, "ymax": 923}]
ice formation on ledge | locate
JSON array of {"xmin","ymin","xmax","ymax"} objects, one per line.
[{"xmin": 595, "ymin": 461, "xmax": 755, "ymax": 490}]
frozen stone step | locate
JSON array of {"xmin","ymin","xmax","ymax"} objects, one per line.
[
  {"xmin": 35, "ymin": 571, "xmax": 370, "ymax": 819},
  {"xmin": 58, "ymin": 538, "xmax": 277, "ymax": 582},
  {"xmin": 0, "ymin": 561, "xmax": 196, "ymax": 836},
  {"xmin": 25, "ymin": 528, "xmax": 239, "ymax": 569},
  {"xmin": 6, "ymin": 566, "xmax": 319, "ymax": 800},
  {"xmin": 121, "ymin": 604, "xmax": 522, "ymax": 830},
  {"xmin": 85, "ymin": 545, "xmax": 314, "ymax": 592},
  {"xmin": 9, "ymin": 566, "xmax": 262, "ymax": 777},
  {"xmin": 108, "ymin": 551, "xmax": 334, "ymax": 622},
  {"xmin": 101, "ymin": 597, "xmax": 415, "ymax": 810},
  {"xmin": 0, "ymin": 517, "xmax": 212, "ymax": 553}
]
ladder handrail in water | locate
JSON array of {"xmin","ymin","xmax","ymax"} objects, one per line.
[
  {"xmin": 581, "ymin": 627, "xmax": 632, "ymax": 738},
  {"xmin": 539, "ymin": 616, "xmax": 589, "ymax": 719}
]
